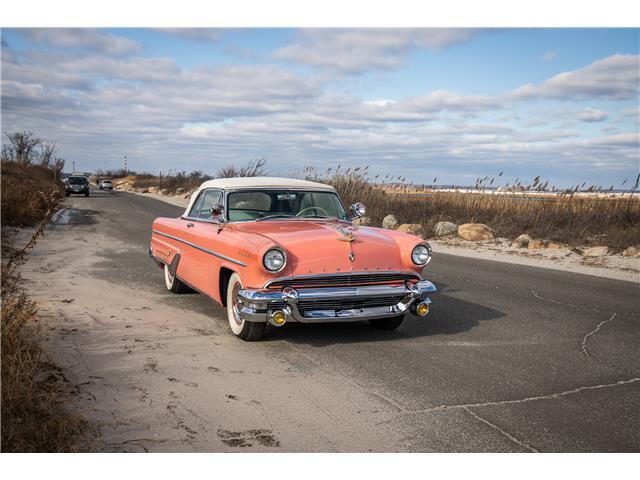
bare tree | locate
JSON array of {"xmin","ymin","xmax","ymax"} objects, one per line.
[
  {"xmin": 5, "ymin": 131, "xmax": 41, "ymax": 164},
  {"xmin": 39, "ymin": 141, "xmax": 57, "ymax": 167}
]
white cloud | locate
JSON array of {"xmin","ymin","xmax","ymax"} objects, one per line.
[
  {"xmin": 512, "ymin": 54, "xmax": 639, "ymax": 101},
  {"xmin": 156, "ymin": 28, "xmax": 221, "ymax": 42},
  {"xmin": 2, "ymin": 33, "xmax": 638, "ymax": 187},
  {"xmin": 577, "ymin": 108, "xmax": 609, "ymax": 122},
  {"xmin": 21, "ymin": 29, "xmax": 142, "ymax": 56},
  {"xmin": 542, "ymin": 51, "xmax": 557, "ymax": 61},
  {"xmin": 273, "ymin": 28, "xmax": 478, "ymax": 73}
]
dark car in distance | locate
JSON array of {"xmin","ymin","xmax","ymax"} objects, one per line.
[{"xmin": 65, "ymin": 176, "xmax": 90, "ymax": 197}]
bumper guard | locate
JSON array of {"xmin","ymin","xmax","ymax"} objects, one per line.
[{"xmin": 237, "ymin": 280, "xmax": 437, "ymax": 323}]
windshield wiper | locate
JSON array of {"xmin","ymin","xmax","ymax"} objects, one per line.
[{"xmin": 255, "ymin": 214, "xmax": 297, "ymax": 222}]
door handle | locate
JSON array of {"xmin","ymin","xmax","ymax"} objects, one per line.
[{"xmin": 186, "ymin": 222, "xmax": 195, "ymax": 228}]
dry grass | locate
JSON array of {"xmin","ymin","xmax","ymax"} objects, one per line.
[
  {"xmin": 1, "ymin": 263, "xmax": 88, "ymax": 452},
  {"xmin": 308, "ymin": 167, "xmax": 640, "ymax": 252},
  {"xmin": 1, "ymin": 160, "xmax": 88, "ymax": 452},
  {"xmin": 1, "ymin": 160, "xmax": 64, "ymax": 227}
]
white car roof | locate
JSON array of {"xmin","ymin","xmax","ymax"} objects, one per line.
[{"xmin": 184, "ymin": 176, "xmax": 336, "ymax": 216}]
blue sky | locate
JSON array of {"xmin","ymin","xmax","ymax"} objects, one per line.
[{"xmin": 1, "ymin": 28, "xmax": 638, "ymax": 188}]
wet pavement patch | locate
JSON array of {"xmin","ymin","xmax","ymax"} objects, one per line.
[{"xmin": 51, "ymin": 208, "xmax": 97, "ymax": 226}]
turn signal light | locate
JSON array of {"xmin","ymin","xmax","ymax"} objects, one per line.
[
  {"xmin": 416, "ymin": 302, "xmax": 430, "ymax": 317},
  {"xmin": 271, "ymin": 310, "xmax": 286, "ymax": 326}
]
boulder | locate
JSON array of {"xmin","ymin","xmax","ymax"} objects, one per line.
[
  {"xmin": 382, "ymin": 214, "xmax": 400, "ymax": 230},
  {"xmin": 583, "ymin": 246, "xmax": 609, "ymax": 257},
  {"xmin": 458, "ymin": 223, "xmax": 495, "ymax": 241},
  {"xmin": 546, "ymin": 242, "xmax": 565, "ymax": 250},
  {"xmin": 396, "ymin": 223, "xmax": 425, "ymax": 237},
  {"xmin": 434, "ymin": 221, "xmax": 458, "ymax": 238},
  {"xmin": 352, "ymin": 216, "xmax": 372, "ymax": 226},
  {"xmin": 513, "ymin": 234, "xmax": 531, "ymax": 248},
  {"xmin": 622, "ymin": 246, "xmax": 640, "ymax": 258},
  {"xmin": 175, "ymin": 187, "xmax": 185, "ymax": 194},
  {"xmin": 528, "ymin": 239, "xmax": 544, "ymax": 250},
  {"xmin": 140, "ymin": 188, "xmax": 149, "ymax": 193},
  {"xmin": 148, "ymin": 186, "xmax": 160, "ymax": 194}
]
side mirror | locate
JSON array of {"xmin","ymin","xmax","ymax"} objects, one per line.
[
  {"xmin": 350, "ymin": 202, "xmax": 366, "ymax": 219},
  {"xmin": 209, "ymin": 203, "xmax": 225, "ymax": 223}
]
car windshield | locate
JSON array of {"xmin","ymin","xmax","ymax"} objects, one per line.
[
  {"xmin": 69, "ymin": 176, "xmax": 87, "ymax": 185},
  {"xmin": 227, "ymin": 190, "xmax": 349, "ymax": 222}
]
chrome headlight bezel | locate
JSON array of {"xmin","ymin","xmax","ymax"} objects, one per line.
[
  {"xmin": 411, "ymin": 243, "xmax": 431, "ymax": 266},
  {"xmin": 263, "ymin": 247, "xmax": 287, "ymax": 273}
]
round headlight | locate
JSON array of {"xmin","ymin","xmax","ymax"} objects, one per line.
[
  {"xmin": 411, "ymin": 244, "xmax": 430, "ymax": 265},
  {"xmin": 263, "ymin": 248, "xmax": 286, "ymax": 272}
]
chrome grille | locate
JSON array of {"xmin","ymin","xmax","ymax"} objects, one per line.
[
  {"xmin": 267, "ymin": 272, "xmax": 419, "ymax": 289},
  {"xmin": 297, "ymin": 295, "xmax": 405, "ymax": 313}
]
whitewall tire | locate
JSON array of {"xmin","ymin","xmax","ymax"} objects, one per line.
[{"xmin": 226, "ymin": 273, "xmax": 265, "ymax": 341}]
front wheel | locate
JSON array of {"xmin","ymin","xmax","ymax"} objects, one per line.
[
  {"xmin": 226, "ymin": 273, "xmax": 265, "ymax": 341},
  {"xmin": 369, "ymin": 315, "xmax": 405, "ymax": 330}
]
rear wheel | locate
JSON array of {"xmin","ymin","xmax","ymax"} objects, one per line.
[
  {"xmin": 84, "ymin": 191, "xmax": 90, "ymax": 197},
  {"xmin": 369, "ymin": 315, "xmax": 405, "ymax": 330},
  {"xmin": 226, "ymin": 273, "xmax": 265, "ymax": 341},
  {"xmin": 164, "ymin": 264, "xmax": 190, "ymax": 293}
]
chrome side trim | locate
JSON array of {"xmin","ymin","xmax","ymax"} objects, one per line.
[{"xmin": 152, "ymin": 229, "xmax": 247, "ymax": 267}]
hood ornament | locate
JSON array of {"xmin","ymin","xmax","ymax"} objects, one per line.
[{"xmin": 335, "ymin": 227, "xmax": 356, "ymax": 261}]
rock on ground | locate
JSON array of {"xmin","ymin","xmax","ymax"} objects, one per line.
[
  {"xmin": 352, "ymin": 216, "xmax": 372, "ymax": 226},
  {"xmin": 434, "ymin": 221, "xmax": 458, "ymax": 238},
  {"xmin": 513, "ymin": 234, "xmax": 531, "ymax": 248},
  {"xmin": 583, "ymin": 246, "xmax": 610, "ymax": 257},
  {"xmin": 528, "ymin": 240, "xmax": 544, "ymax": 250},
  {"xmin": 458, "ymin": 223, "xmax": 495, "ymax": 241},
  {"xmin": 396, "ymin": 224, "xmax": 425, "ymax": 237},
  {"xmin": 382, "ymin": 214, "xmax": 399, "ymax": 230},
  {"xmin": 622, "ymin": 246, "xmax": 640, "ymax": 258}
]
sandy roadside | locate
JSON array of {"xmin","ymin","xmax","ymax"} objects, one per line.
[
  {"xmin": 14, "ymin": 210, "xmax": 407, "ymax": 452},
  {"xmin": 126, "ymin": 189, "xmax": 640, "ymax": 283}
]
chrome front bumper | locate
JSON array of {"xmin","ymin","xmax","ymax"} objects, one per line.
[{"xmin": 237, "ymin": 280, "xmax": 437, "ymax": 324}]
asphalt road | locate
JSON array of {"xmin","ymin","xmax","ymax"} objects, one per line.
[{"xmin": 29, "ymin": 188, "xmax": 640, "ymax": 452}]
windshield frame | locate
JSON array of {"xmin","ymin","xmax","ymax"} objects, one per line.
[{"xmin": 224, "ymin": 188, "xmax": 351, "ymax": 224}]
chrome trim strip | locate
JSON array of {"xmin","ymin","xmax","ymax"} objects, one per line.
[
  {"xmin": 152, "ymin": 229, "xmax": 247, "ymax": 267},
  {"xmin": 263, "ymin": 270, "xmax": 422, "ymax": 288}
]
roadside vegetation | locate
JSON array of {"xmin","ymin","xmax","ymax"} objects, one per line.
[
  {"xmin": 1, "ymin": 131, "xmax": 87, "ymax": 452},
  {"xmin": 110, "ymin": 159, "xmax": 638, "ymax": 252},
  {"xmin": 311, "ymin": 167, "xmax": 640, "ymax": 252}
]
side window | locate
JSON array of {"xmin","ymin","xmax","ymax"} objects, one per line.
[
  {"xmin": 197, "ymin": 190, "xmax": 222, "ymax": 219},
  {"xmin": 188, "ymin": 191, "xmax": 206, "ymax": 218}
]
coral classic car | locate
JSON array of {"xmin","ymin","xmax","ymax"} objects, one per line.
[{"xmin": 149, "ymin": 177, "xmax": 436, "ymax": 341}]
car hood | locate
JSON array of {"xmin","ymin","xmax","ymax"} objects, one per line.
[{"xmin": 231, "ymin": 220, "xmax": 402, "ymax": 275}]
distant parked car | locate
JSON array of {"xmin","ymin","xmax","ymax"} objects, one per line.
[
  {"xmin": 149, "ymin": 177, "xmax": 437, "ymax": 341},
  {"xmin": 99, "ymin": 179, "xmax": 113, "ymax": 191},
  {"xmin": 65, "ymin": 176, "xmax": 90, "ymax": 197}
]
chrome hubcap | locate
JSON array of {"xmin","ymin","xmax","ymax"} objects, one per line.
[{"xmin": 231, "ymin": 283, "xmax": 244, "ymax": 326}]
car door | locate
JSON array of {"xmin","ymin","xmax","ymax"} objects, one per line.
[{"xmin": 177, "ymin": 189, "xmax": 223, "ymax": 296}]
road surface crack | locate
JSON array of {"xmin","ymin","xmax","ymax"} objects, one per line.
[
  {"xmin": 462, "ymin": 407, "xmax": 539, "ymax": 452},
  {"xmin": 581, "ymin": 313, "xmax": 616, "ymax": 359},
  {"xmin": 406, "ymin": 377, "xmax": 640, "ymax": 414}
]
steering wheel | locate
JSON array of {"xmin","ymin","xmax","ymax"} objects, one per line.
[{"xmin": 296, "ymin": 206, "xmax": 329, "ymax": 217}]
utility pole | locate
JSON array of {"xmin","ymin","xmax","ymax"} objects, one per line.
[
  {"xmin": 72, "ymin": 161, "xmax": 76, "ymax": 174},
  {"xmin": 124, "ymin": 154, "xmax": 128, "ymax": 173},
  {"xmin": 159, "ymin": 170, "xmax": 162, "ymax": 190}
]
